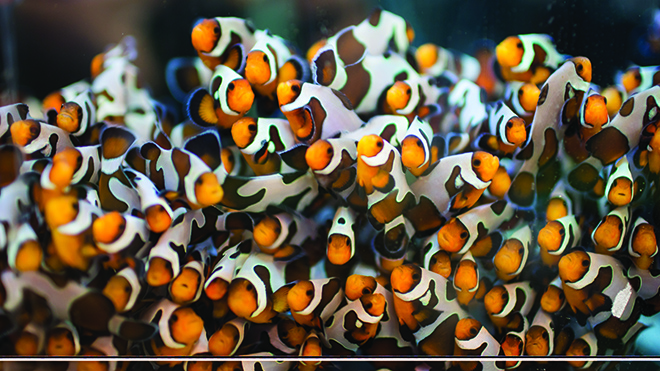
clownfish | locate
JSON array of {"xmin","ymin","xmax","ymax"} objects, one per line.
[
  {"xmin": 42, "ymin": 80, "xmax": 90, "ymax": 114},
  {"xmin": 495, "ymin": 34, "xmax": 566, "ymax": 84},
  {"xmin": 341, "ymin": 114, "xmax": 411, "ymax": 148},
  {"xmin": 497, "ymin": 312, "xmax": 529, "ymax": 369},
  {"xmin": 143, "ymin": 299, "xmax": 204, "ymax": 362},
  {"xmin": 169, "ymin": 246, "xmax": 211, "ymax": 305},
  {"xmin": 287, "ymin": 278, "xmax": 343, "ymax": 330},
  {"xmin": 540, "ymin": 276, "xmax": 566, "ymax": 314},
  {"xmin": 92, "ymin": 210, "xmax": 147, "ymax": 268},
  {"xmin": 306, "ymin": 138, "xmax": 359, "ymax": 204},
  {"xmin": 98, "ymin": 126, "xmax": 140, "ymax": 213},
  {"xmin": 253, "ymin": 211, "xmax": 317, "ymax": 255},
  {"xmin": 400, "ymin": 117, "xmax": 434, "ymax": 177},
  {"xmin": 545, "ymin": 181, "xmax": 575, "ymax": 221},
  {"xmin": 297, "ymin": 332, "xmax": 323, "ymax": 371},
  {"xmin": 408, "ymin": 151, "xmax": 499, "ymax": 234},
  {"xmin": 55, "ymin": 90, "xmax": 96, "ymax": 137},
  {"xmin": 503, "ymin": 81, "xmax": 540, "ymax": 122},
  {"xmin": 453, "ymin": 252, "xmax": 481, "ymax": 306},
  {"xmin": 386, "ymin": 76, "xmax": 443, "ymax": 119},
  {"xmin": 483, "ymin": 282, "xmax": 535, "ymax": 334},
  {"xmin": 312, "ymin": 46, "xmax": 417, "ymax": 114},
  {"xmin": 376, "ymin": 214, "xmax": 416, "ymax": 270},
  {"xmin": 277, "ymin": 80, "xmax": 363, "ymax": 144},
  {"xmin": 46, "ymin": 322, "xmax": 80, "ymax": 356},
  {"xmin": 577, "ymin": 90, "xmax": 610, "ymax": 145},
  {"xmin": 80, "ymin": 335, "xmax": 129, "ymax": 371},
  {"xmin": 480, "ymin": 101, "xmax": 527, "ymax": 156},
  {"xmin": 205, "ymin": 240, "xmax": 252, "ymax": 303},
  {"xmin": 603, "ymin": 156, "xmax": 634, "ymax": 207},
  {"xmin": 124, "ymin": 169, "xmax": 174, "ymax": 233},
  {"xmin": 390, "ymin": 264, "xmax": 468, "ymax": 355},
  {"xmin": 586, "ymin": 86, "xmax": 660, "ymax": 167},
  {"xmin": 208, "ymin": 318, "xmax": 248, "ymax": 356},
  {"xmin": 102, "ymin": 265, "xmax": 144, "ymax": 314},
  {"xmin": 508, "ymin": 57, "xmax": 592, "ymax": 207},
  {"xmin": 6, "ymin": 223, "xmax": 43, "ymax": 272},
  {"xmin": 415, "ymin": 43, "xmax": 481, "ymax": 82},
  {"xmin": 537, "ymin": 214, "xmax": 581, "ymax": 266},
  {"xmin": 10, "ymin": 119, "xmax": 73, "ymax": 158},
  {"xmin": 565, "ymin": 331, "xmax": 600, "ymax": 369},
  {"xmin": 487, "ymin": 164, "xmax": 511, "ymax": 199},
  {"xmin": 356, "ymin": 135, "xmax": 414, "ymax": 229},
  {"xmin": 591, "ymin": 206, "xmax": 631, "ymax": 255},
  {"xmin": 436, "ymin": 200, "xmax": 514, "ymax": 255},
  {"xmin": 327, "ymin": 206, "xmax": 357, "ymax": 266},
  {"xmin": 525, "ymin": 309, "xmax": 555, "ymax": 356},
  {"xmin": 13, "ymin": 322, "xmax": 46, "ymax": 356},
  {"xmin": 558, "ymin": 250, "xmax": 642, "ymax": 347},
  {"xmin": 628, "ymin": 216, "xmax": 658, "ymax": 270},
  {"xmin": 190, "ymin": 17, "xmax": 256, "ymax": 71},
  {"xmin": 453, "ymin": 318, "xmax": 502, "ymax": 371},
  {"xmin": 619, "ymin": 65, "xmax": 660, "ymax": 94},
  {"xmin": 601, "ymin": 85, "xmax": 627, "ymax": 118},
  {"xmin": 447, "ymin": 79, "xmax": 489, "ymax": 134},
  {"xmin": 187, "ymin": 65, "xmax": 255, "ymax": 130},
  {"xmin": 324, "ymin": 292, "xmax": 386, "ymax": 352},
  {"xmin": 493, "ymin": 226, "xmax": 531, "ymax": 281},
  {"xmin": 231, "ymin": 117, "xmax": 297, "ymax": 176}
]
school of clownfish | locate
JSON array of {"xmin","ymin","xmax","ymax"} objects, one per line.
[{"xmin": 3, "ymin": 7, "xmax": 660, "ymax": 371}]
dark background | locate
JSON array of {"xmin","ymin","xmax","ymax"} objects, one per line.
[{"xmin": 3, "ymin": 0, "xmax": 660, "ymax": 103}]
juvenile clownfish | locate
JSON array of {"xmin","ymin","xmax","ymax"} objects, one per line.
[
  {"xmin": 495, "ymin": 34, "xmax": 566, "ymax": 84},
  {"xmin": 452, "ymin": 318, "xmax": 502, "ymax": 371},
  {"xmin": 619, "ymin": 65, "xmax": 660, "ymax": 94},
  {"xmin": 190, "ymin": 17, "xmax": 256, "ymax": 71},
  {"xmin": 565, "ymin": 332, "xmax": 599, "ymax": 369},
  {"xmin": 400, "ymin": 117, "xmax": 434, "ymax": 177},
  {"xmin": 390, "ymin": 264, "xmax": 468, "ymax": 355},
  {"xmin": 277, "ymin": 80, "xmax": 363, "ymax": 144},
  {"xmin": 487, "ymin": 165, "xmax": 511, "ymax": 199},
  {"xmin": 601, "ymin": 85, "xmax": 627, "ymax": 118},
  {"xmin": 10, "ymin": 119, "xmax": 73, "ymax": 158},
  {"xmin": 187, "ymin": 65, "xmax": 255, "ymax": 130},
  {"xmin": 98, "ymin": 126, "xmax": 140, "ymax": 213},
  {"xmin": 603, "ymin": 156, "xmax": 634, "ymax": 207},
  {"xmin": 504, "ymin": 81, "xmax": 540, "ymax": 122},
  {"xmin": 327, "ymin": 206, "xmax": 357, "ymax": 266},
  {"xmin": 591, "ymin": 206, "xmax": 630, "ymax": 255},
  {"xmin": 628, "ymin": 217, "xmax": 658, "ymax": 270},
  {"xmin": 415, "ymin": 43, "xmax": 481, "ymax": 82},
  {"xmin": 578, "ymin": 90, "xmax": 610, "ymax": 144},
  {"xmin": 540, "ymin": 276, "xmax": 566, "ymax": 314},
  {"xmin": 92, "ymin": 211, "xmax": 148, "ymax": 257},
  {"xmin": 453, "ymin": 252, "xmax": 480, "ymax": 306},
  {"xmin": 102, "ymin": 265, "xmax": 143, "ymax": 314},
  {"xmin": 508, "ymin": 57, "xmax": 592, "ymax": 207},
  {"xmin": 252, "ymin": 211, "xmax": 317, "ymax": 256},
  {"xmin": 298, "ymin": 332, "xmax": 323, "ymax": 371},
  {"xmin": 124, "ymin": 169, "xmax": 174, "ymax": 233},
  {"xmin": 436, "ymin": 200, "xmax": 514, "ymax": 255},
  {"xmin": 45, "ymin": 145, "xmax": 102, "ymax": 192},
  {"xmin": 525, "ymin": 309, "xmax": 554, "ymax": 356},
  {"xmin": 143, "ymin": 299, "xmax": 204, "ymax": 361},
  {"xmin": 545, "ymin": 181, "xmax": 574, "ymax": 221},
  {"xmin": 169, "ymin": 251, "xmax": 209, "ymax": 305},
  {"xmin": 46, "ymin": 323, "xmax": 80, "ymax": 356},
  {"xmin": 537, "ymin": 215, "xmax": 581, "ymax": 266},
  {"xmin": 13, "ymin": 323, "xmax": 45, "ymax": 356},
  {"xmin": 208, "ymin": 318, "xmax": 248, "ymax": 356},
  {"xmin": 386, "ymin": 77, "xmax": 443, "ymax": 119},
  {"xmin": 287, "ymin": 278, "xmax": 343, "ymax": 330},
  {"xmin": 305, "ymin": 138, "xmax": 359, "ymax": 204},
  {"xmin": 231, "ymin": 117, "xmax": 297, "ymax": 176},
  {"xmin": 493, "ymin": 226, "xmax": 531, "ymax": 281},
  {"xmin": 497, "ymin": 313, "xmax": 529, "ymax": 369},
  {"xmin": 376, "ymin": 214, "xmax": 416, "ymax": 271},
  {"xmin": 55, "ymin": 90, "xmax": 96, "ymax": 137},
  {"xmin": 7, "ymin": 223, "xmax": 43, "ymax": 272},
  {"xmin": 483, "ymin": 282, "xmax": 535, "ymax": 335},
  {"xmin": 482, "ymin": 101, "xmax": 528, "ymax": 156},
  {"xmin": 447, "ymin": 79, "xmax": 489, "ymax": 134}
]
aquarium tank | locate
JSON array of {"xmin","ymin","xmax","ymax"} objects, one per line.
[{"xmin": 0, "ymin": 0, "xmax": 659, "ymax": 370}]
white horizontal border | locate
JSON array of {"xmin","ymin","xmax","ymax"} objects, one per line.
[{"xmin": 0, "ymin": 357, "xmax": 659, "ymax": 362}]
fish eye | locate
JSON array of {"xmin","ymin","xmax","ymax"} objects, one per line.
[
  {"xmin": 582, "ymin": 345, "xmax": 589, "ymax": 354},
  {"xmin": 29, "ymin": 125, "xmax": 39, "ymax": 136},
  {"xmin": 234, "ymin": 334, "xmax": 239, "ymax": 341},
  {"xmin": 376, "ymin": 140, "xmax": 383, "ymax": 148},
  {"xmin": 291, "ymin": 84, "xmax": 300, "ymax": 93},
  {"xmin": 169, "ymin": 314, "xmax": 178, "ymax": 324},
  {"xmin": 576, "ymin": 64, "xmax": 584, "ymax": 72},
  {"xmin": 406, "ymin": 88, "xmax": 411, "ymax": 95},
  {"xmin": 306, "ymin": 289, "xmax": 313, "ymax": 297},
  {"xmin": 262, "ymin": 54, "xmax": 269, "ymax": 63},
  {"xmin": 618, "ymin": 223, "xmax": 623, "ymax": 231},
  {"xmin": 327, "ymin": 147, "xmax": 333, "ymax": 155},
  {"xmin": 518, "ymin": 89, "xmax": 524, "ymax": 97},
  {"xmin": 365, "ymin": 302, "xmax": 372, "ymax": 310},
  {"xmin": 612, "ymin": 179, "xmax": 618, "ymax": 187},
  {"xmin": 473, "ymin": 159, "xmax": 481, "ymax": 167},
  {"xmin": 635, "ymin": 73, "xmax": 642, "ymax": 81},
  {"xmin": 213, "ymin": 26, "xmax": 220, "ymax": 35},
  {"xmin": 501, "ymin": 293, "xmax": 507, "ymax": 299},
  {"xmin": 246, "ymin": 282, "xmax": 254, "ymax": 291},
  {"xmin": 581, "ymin": 260, "xmax": 589, "ymax": 267},
  {"xmin": 362, "ymin": 287, "xmax": 371, "ymax": 295},
  {"xmin": 430, "ymin": 257, "xmax": 437, "ymax": 266},
  {"xmin": 518, "ymin": 247, "xmax": 524, "ymax": 255},
  {"xmin": 248, "ymin": 124, "xmax": 257, "ymax": 132},
  {"xmin": 77, "ymin": 107, "xmax": 83, "ymax": 117},
  {"xmin": 196, "ymin": 178, "xmax": 203, "ymax": 185},
  {"xmin": 416, "ymin": 139, "xmax": 422, "ymax": 147},
  {"xmin": 77, "ymin": 156, "xmax": 83, "ymax": 165},
  {"xmin": 460, "ymin": 231, "xmax": 468, "ymax": 239},
  {"xmin": 469, "ymin": 327, "xmax": 478, "ymax": 335},
  {"xmin": 72, "ymin": 202, "xmax": 79, "ymax": 212},
  {"xmin": 516, "ymin": 42, "xmax": 523, "ymax": 49},
  {"xmin": 559, "ymin": 228, "xmax": 565, "ymax": 236},
  {"xmin": 274, "ymin": 227, "xmax": 281, "ymax": 234},
  {"xmin": 506, "ymin": 121, "xmax": 513, "ymax": 128},
  {"xmin": 542, "ymin": 331, "xmax": 548, "ymax": 340},
  {"xmin": 412, "ymin": 273, "xmax": 420, "ymax": 281},
  {"xmin": 228, "ymin": 82, "xmax": 235, "ymax": 91},
  {"xmin": 124, "ymin": 285, "xmax": 131, "ymax": 293}
]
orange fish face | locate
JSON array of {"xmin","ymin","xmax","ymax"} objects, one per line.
[
  {"xmin": 103, "ymin": 274, "xmax": 132, "ymax": 312},
  {"xmin": 437, "ymin": 218, "xmax": 469, "ymax": 253},
  {"xmin": 232, "ymin": 117, "xmax": 258, "ymax": 149},
  {"xmin": 93, "ymin": 211, "xmax": 126, "ymax": 244},
  {"xmin": 10, "ymin": 119, "xmax": 40, "ymax": 147},
  {"xmin": 194, "ymin": 172, "xmax": 224, "ymax": 207},
  {"xmin": 253, "ymin": 216, "xmax": 282, "ymax": 250},
  {"xmin": 357, "ymin": 134, "xmax": 385, "ymax": 159},
  {"xmin": 540, "ymin": 285, "xmax": 565, "ymax": 313},
  {"xmin": 484, "ymin": 286, "xmax": 507, "ymax": 315},
  {"xmin": 170, "ymin": 267, "xmax": 202, "ymax": 304},
  {"xmin": 46, "ymin": 328, "xmax": 76, "ymax": 356},
  {"xmin": 288, "ymin": 280, "xmax": 314, "ymax": 312},
  {"xmin": 209, "ymin": 322, "xmax": 240, "ymax": 356},
  {"xmin": 306, "ymin": 139, "xmax": 333, "ymax": 171},
  {"xmin": 345, "ymin": 274, "xmax": 377, "ymax": 301},
  {"xmin": 401, "ymin": 135, "xmax": 427, "ymax": 170},
  {"xmin": 537, "ymin": 221, "xmax": 565, "ymax": 254},
  {"xmin": 245, "ymin": 50, "xmax": 273, "ymax": 86},
  {"xmin": 227, "ymin": 278, "xmax": 259, "ymax": 318},
  {"xmin": 169, "ymin": 307, "xmax": 204, "ymax": 346},
  {"xmin": 621, "ymin": 67, "xmax": 642, "ymax": 93},
  {"xmin": 226, "ymin": 79, "xmax": 255, "ymax": 115},
  {"xmin": 558, "ymin": 250, "xmax": 590, "ymax": 283},
  {"xmin": 415, "ymin": 43, "xmax": 439, "ymax": 70},
  {"xmin": 570, "ymin": 57, "xmax": 592, "ymax": 83},
  {"xmin": 525, "ymin": 326, "xmax": 550, "ymax": 356},
  {"xmin": 519, "ymin": 83, "xmax": 540, "ymax": 112},
  {"xmin": 496, "ymin": 36, "xmax": 524, "ymax": 68},
  {"xmin": 50, "ymin": 147, "xmax": 82, "ymax": 189},
  {"xmin": 592, "ymin": 215, "xmax": 623, "ymax": 253},
  {"xmin": 390, "ymin": 264, "xmax": 421, "ymax": 295},
  {"xmin": 191, "ymin": 19, "xmax": 221, "ymax": 54},
  {"xmin": 607, "ymin": 177, "xmax": 632, "ymax": 206},
  {"xmin": 56, "ymin": 102, "xmax": 83, "ymax": 133},
  {"xmin": 146, "ymin": 257, "xmax": 173, "ymax": 287},
  {"xmin": 504, "ymin": 117, "xmax": 527, "ymax": 147},
  {"xmin": 386, "ymin": 81, "xmax": 412, "ymax": 112},
  {"xmin": 277, "ymin": 80, "xmax": 303, "ymax": 106},
  {"xmin": 455, "ymin": 318, "xmax": 482, "ymax": 341},
  {"xmin": 471, "ymin": 151, "xmax": 499, "ymax": 182},
  {"xmin": 428, "ymin": 250, "xmax": 452, "ymax": 279},
  {"xmin": 327, "ymin": 234, "xmax": 351, "ymax": 266},
  {"xmin": 493, "ymin": 239, "xmax": 524, "ymax": 278}
]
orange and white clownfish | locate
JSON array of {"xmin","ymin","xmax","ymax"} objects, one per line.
[
  {"xmin": 0, "ymin": 270, "xmax": 157, "ymax": 341},
  {"xmin": 577, "ymin": 89, "xmax": 610, "ymax": 145},
  {"xmin": 525, "ymin": 309, "xmax": 555, "ymax": 356},
  {"xmin": 46, "ymin": 321, "xmax": 81, "ymax": 356},
  {"xmin": 42, "ymin": 80, "xmax": 90, "ymax": 114},
  {"xmin": 390, "ymin": 264, "xmax": 468, "ymax": 355},
  {"xmin": 190, "ymin": 17, "xmax": 256, "ymax": 71},
  {"xmin": 497, "ymin": 312, "xmax": 529, "ymax": 369},
  {"xmin": 436, "ymin": 200, "xmax": 515, "ymax": 255},
  {"xmin": 601, "ymin": 85, "xmax": 627, "ymax": 118},
  {"xmin": 227, "ymin": 252, "xmax": 291, "ymax": 323},
  {"xmin": 503, "ymin": 81, "xmax": 540, "ymax": 122},
  {"xmin": 287, "ymin": 277, "xmax": 343, "ymax": 330},
  {"xmin": 618, "ymin": 65, "xmax": 660, "ymax": 94},
  {"xmin": 208, "ymin": 317, "xmax": 249, "ymax": 356},
  {"xmin": 306, "ymin": 138, "xmax": 359, "ymax": 202},
  {"xmin": 586, "ymin": 86, "xmax": 660, "ymax": 167},
  {"xmin": 91, "ymin": 53, "xmax": 137, "ymax": 124},
  {"xmin": 537, "ymin": 214, "xmax": 581, "ymax": 267},
  {"xmin": 493, "ymin": 225, "xmax": 532, "ymax": 281},
  {"xmin": 81, "ymin": 335, "xmax": 129, "ymax": 371},
  {"xmin": 375, "ymin": 214, "xmax": 416, "ymax": 270},
  {"xmin": 420, "ymin": 233, "xmax": 452, "ymax": 278},
  {"xmin": 479, "ymin": 101, "xmax": 528, "ymax": 156},
  {"xmin": 356, "ymin": 135, "xmax": 414, "ymax": 229},
  {"xmin": 98, "ymin": 125, "xmax": 140, "ymax": 213},
  {"xmin": 386, "ymin": 76, "xmax": 444, "ymax": 119},
  {"xmin": 6, "ymin": 222, "xmax": 42, "ymax": 272},
  {"xmin": 327, "ymin": 206, "xmax": 357, "ymax": 266},
  {"xmin": 13, "ymin": 322, "xmax": 46, "ymax": 356},
  {"xmin": 312, "ymin": 46, "xmax": 417, "ymax": 114},
  {"xmin": 558, "ymin": 250, "xmax": 643, "ymax": 347},
  {"xmin": 324, "ymin": 292, "xmax": 386, "ymax": 352},
  {"xmin": 546, "ymin": 181, "xmax": 576, "ymax": 221},
  {"xmin": 55, "ymin": 89, "xmax": 96, "ymax": 138},
  {"xmin": 565, "ymin": 331, "xmax": 608, "ymax": 370},
  {"xmin": 10, "ymin": 119, "xmax": 73, "ymax": 158},
  {"xmin": 277, "ymin": 80, "xmax": 363, "ymax": 144},
  {"xmin": 297, "ymin": 331, "xmax": 323, "ymax": 371},
  {"xmin": 400, "ymin": 117, "xmax": 434, "ymax": 177},
  {"xmin": 232, "ymin": 117, "xmax": 298, "ymax": 176},
  {"xmin": 627, "ymin": 216, "xmax": 658, "ymax": 270},
  {"xmin": 245, "ymin": 30, "xmax": 308, "ymax": 99},
  {"xmin": 102, "ymin": 265, "xmax": 144, "ymax": 314},
  {"xmin": 169, "ymin": 243, "xmax": 213, "ymax": 305},
  {"xmin": 453, "ymin": 318, "xmax": 503, "ymax": 371},
  {"xmin": 142, "ymin": 298, "xmax": 205, "ymax": 360},
  {"xmin": 253, "ymin": 211, "xmax": 317, "ymax": 255},
  {"xmin": 540, "ymin": 276, "xmax": 567, "ymax": 314},
  {"xmin": 90, "ymin": 35, "xmax": 138, "ymax": 79},
  {"xmin": 341, "ymin": 114, "xmax": 411, "ymax": 148},
  {"xmin": 238, "ymin": 352, "xmax": 292, "ymax": 371},
  {"xmin": 415, "ymin": 43, "xmax": 481, "ymax": 82},
  {"xmin": 92, "ymin": 210, "xmax": 148, "ymax": 257},
  {"xmin": 407, "ymin": 151, "xmax": 499, "ymax": 234},
  {"xmin": 508, "ymin": 57, "xmax": 592, "ymax": 207},
  {"xmin": 453, "ymin": 251, "xmax": 482, "ymax": 306},
  {"xmin": 603, "ymin": 155, "xmax": 635, "ymax": 207},
  {"xmin": 205, "ymin": 240, "xmax": 252, "ymax": 302},
  {"xmin": 124, "ymin": 168, "xmax": 174, "ymax": 233},
  {"xmin": 40, "ymin": 145, "xmax": 102, "ymax": 194},
  {"xmin": 496, "ymin": 34, "xmax": 567, "ymax": 84},
  {"xmin": 627, "ymin": 254, "xmax": 660, "ymax": 316},
  {"xmin": 187, "ymin": 64, "xmax": 255, "ymax": 130},
  {"xmin": 257, "ymin": 318, "xmax": 307, "ymax": 355},
  {"xmin": 484, "ymin": 282, "xmax": 536, "ymax": 334},
  {"xmin": 591, "ymin": 206, "xmax": 631, "ymax": 255},
  {"xmin": 447, "ymin": 79, "xmax": 489, "ymax": 134},
  {"xmin": 165, "ymin": 56, "xmax": 214, "ymax": 103},
  {"xmin": 1, "ymin": 103, "xmax": 30, "ymax": 142}
]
